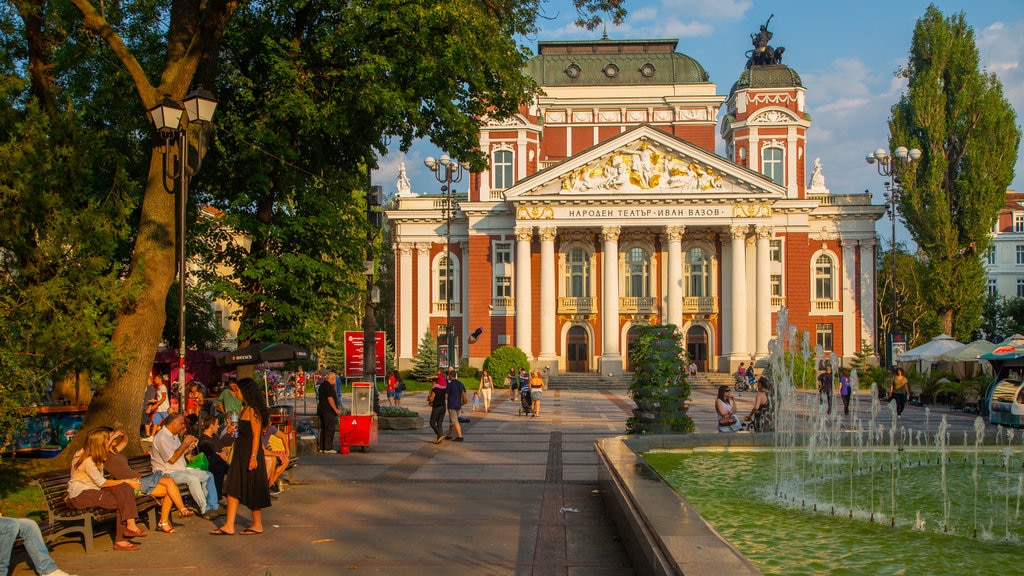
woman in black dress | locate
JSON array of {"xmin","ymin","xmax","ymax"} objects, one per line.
[{"xmin": 210, "ymin": 377, "xmax": 271, "ymax": 535}]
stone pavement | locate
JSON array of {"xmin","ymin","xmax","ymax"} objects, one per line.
[{"xmin": 14, "ymin": 385, "xmax": 986, "ymax": 576}]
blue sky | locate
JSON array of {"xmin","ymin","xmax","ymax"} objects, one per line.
[{"xmin": 374, "ymin": 0, "xmax": 1024, "ymax": 244}]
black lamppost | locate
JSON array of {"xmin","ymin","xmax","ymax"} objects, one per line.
[
  {"xmin": 423, "ymin": 154, "xmax": 464, "ymax": 371},
  {"xmin": 148, "ymin": 86, "xmax": 217, "ymax": 402},
  {"xmin": 866, "ymin": 145, "xmax": 920, "ymax": 368}
]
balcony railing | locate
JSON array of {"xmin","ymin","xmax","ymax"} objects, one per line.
[
  {"xmin": 491, "ymin": 296, "xmax": 514, "ymax": 309},
  {"xmin": 558, "ymin": 296, "xmax": 596, "ymax": 315},
  {"xmin": 489, "ymin": 189, "xmax": 506, "ymax": 201},
  {"xmin": 432, "ymin": 300, "xmax": 463, "ymax": 315},
  {"xmin": 619, "ymin": 296, "xmax": 657, "ymax": 314},
  {"xmin": 771, "ymin": 296, "xmax": 786, "ymax": 308},
  {"xmin": 681, "ymin": 296, "xmax": 718, "ymax": 314},
  {"xmin": 811, "ymin": 299, "xmax": 837, "ymax": 313}
]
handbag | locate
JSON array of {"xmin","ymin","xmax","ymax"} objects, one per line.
[{"xmin": 719, "ymin": 414, "xmax": 738, "ymax": 427}]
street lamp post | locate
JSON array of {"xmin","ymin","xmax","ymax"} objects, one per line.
[
  {"xmin": 866, "ymin": 145, "xmax": 920, "ymax": 368},
  {"xmin": 148, "ymin": 86, "xmax": 217, "ymax": 403},
  {"xmin": 423, "ymin": 154, "xmax": 464, "ymax": 371}
]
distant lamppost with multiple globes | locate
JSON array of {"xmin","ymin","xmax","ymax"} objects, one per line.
[
  {"xmin": 148, "ymin": 86, "xmax": 218, "ymax": 401},
  {"xmin": 866, "ymin": 145, "xmax": 921, "ymax": 368},
  {"xmin": 423, "ymin": 154, "xmax": 464, "ymax": 371}
]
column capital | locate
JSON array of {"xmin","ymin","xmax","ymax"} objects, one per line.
[
  {"xmin": 840, "ymin": 238, "xmax": 858, "ymax": 249},
  {"xmin": 664, "ymin": 225, "xmax": 685, "ymax": 242},
  {"xmin": 729, "ymin": 224, "xmax": 749, "ymax": 240},
  {"xmin": 860, "ymin": 238, "xmax": 878, "ymax": 249},
  {"xmin": 755, "ymin": 225, "xmax": 773, "ymax": 240},
  {"xmin": 601, "ymin": 225, "xmax": 621, "ymax": 243},
  {"xmin": 396, "ymin": 242, "xmax": 413, "ymax": 256},
  {"xmin": 515, "ymin": 226, "xmax": 534, "ymax": 242},
  {"xmin": 414, "ymin": 242, "xmax": 432, "ymax": 254},
  {"xmin": 538, "ymin": 226, "xmax": 558, "ymax": 242}
]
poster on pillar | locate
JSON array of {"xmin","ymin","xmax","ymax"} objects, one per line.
[{"xmin": 344, "ymin": 331, "xmax": 386, "ymax": 378}]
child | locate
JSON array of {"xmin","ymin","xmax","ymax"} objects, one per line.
[{"xmin": 472, "ymin": 392, "xmax": 481, "ymax": 413}]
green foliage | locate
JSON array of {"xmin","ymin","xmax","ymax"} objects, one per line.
[
  {"xmin": 626, "ymin": 325, "xmax": 692, "ymax": 434},
  {"xmin": 876, "ymin": 247, "xmax": 941, "ymax": 349},
  {"xmin": 162, "ymin": 281, "xmax": 229, "ymax": 350},
  {"xmin": 482, "ymin": 346, "xmax": 530, "ymax": 387},
  {"xmin": 409, "ymin": 332, "xmax": 438, "ymax": 381},
  {"xmin": 891, "ymin": 6, "xmax": 1021, "ymax": 340},
  {"xmin": 377, "ymin": 405, "xmax": 419, "ymax": 418},
  {"xmin": 979, "ymin": 294, "xmax": 1024, "ymax": 343}
]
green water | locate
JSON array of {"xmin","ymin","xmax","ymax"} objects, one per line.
[{"xmin": 646, "ymin": 450, "xmax": 1024, "ymax": 575}]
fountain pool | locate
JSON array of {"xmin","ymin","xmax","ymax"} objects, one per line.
[{"xmin": 646, "ymin": 446, "xmax": 1024, "ymax": 574}]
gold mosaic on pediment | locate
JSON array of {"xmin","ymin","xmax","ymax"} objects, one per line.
[
  {"xmin": 732, "ymin": 203, "xmax": 772, "ymax": 218},
  {"xmin": 559, "ymin": 140, "xmax": 723, "ymax": 194},
  {"xmin": 516, "ymin": 205, "xmax": 554, "ymax": 220},
  {"xmin": 559, "ymin": 229, "xmax": 595, "ymax": 244},
  {"xmin": 684, "ymin": 229, "xmax": 716, "ymax": 243}
]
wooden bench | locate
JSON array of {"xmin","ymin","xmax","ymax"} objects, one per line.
[{"xmin": 30, "ymin": 465, "xmax": 159, "ymax": 553}]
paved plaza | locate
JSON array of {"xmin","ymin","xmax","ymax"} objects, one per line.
[{"xmin": 11, "ymin": 386, "xmax": 987, "ymax": 576}]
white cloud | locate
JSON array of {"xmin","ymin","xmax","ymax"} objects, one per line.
[{"xmin": 660, "ymin": 0, "xmax": 752, "ymax": 20}]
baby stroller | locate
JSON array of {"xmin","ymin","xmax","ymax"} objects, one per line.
[{"xmin": 518, "ymin": 387, "xmax": 533, "ymax": 416}]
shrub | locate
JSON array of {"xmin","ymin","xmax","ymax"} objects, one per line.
[
  {"xmin": 377, "ymin": 405, "xmax": 420, "ymax": 418},
  {"xmin": 482, "ymin": 346, "xmax": 529, "ymax": 388}
]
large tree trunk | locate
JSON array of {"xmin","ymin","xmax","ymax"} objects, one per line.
[{"xmin": 54, "ymin": 150, "xmax": 178, "ymax": 465}]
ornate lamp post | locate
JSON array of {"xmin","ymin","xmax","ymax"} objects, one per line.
[
  {"xmin": 148, "ymin": 86, "xmax": 217, "ymax": 402},
  {"xmin": 423, "ymin": 154, "xmax": 464, "ymax": 371},
  {"xmin": 866, "ymin": 145, "xmax": 920, "ymax": 368}
]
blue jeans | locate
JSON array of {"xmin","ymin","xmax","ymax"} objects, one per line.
[
  {"xmin": 166, "ymin": 468, "xmax": 218, "ymax": 513},
  {"xmin": 0, "ymin": 517, "xmax": 58, "ymax": 575}
]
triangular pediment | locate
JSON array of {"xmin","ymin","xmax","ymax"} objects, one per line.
[{"xmin": 504, "ymin": 124, "xmax": 785, "ymax": 200}]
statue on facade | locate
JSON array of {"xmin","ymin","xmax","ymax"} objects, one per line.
[
  {"xmin": 746, "ymin": 15, "xmax": 785, "ymax": 68},
  {"xmin": 396, "ymin": 161, "xmax": 413, "ymax": 197},
  {"xmin": 808, "ymin": 157, "xmax": 827, "ymax": 190}
]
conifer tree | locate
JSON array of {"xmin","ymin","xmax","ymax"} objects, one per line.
[{"xmin": 409, "ymin": 332, "xmax": 438, "ymax": 381}]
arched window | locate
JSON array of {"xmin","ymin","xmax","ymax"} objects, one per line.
[
  {"xmin": 624, "ymin": 247, "xmax": 650, "ymax": 297},
  {"xmin": 762, "ymin": 146, "xmax": 784, "ymax": 186},
  {"xmin": 493, "ymin": 149, "xmax": 514, "ymax": 190},
  {"xmin": 566, "ymin": 248, "xmax": 590, "ymax": 297},
  {"xmin": 814, "ymin": 254, "xmax": 834, "ymax": 301},
  {"xmin": 684, "ymin": 248, "xmax": 709, "ymax": 297}
]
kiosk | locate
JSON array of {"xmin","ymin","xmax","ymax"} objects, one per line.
[
  {"xmin": 339, "ymin": 381, "xmax": 378, "ymax": 453},
  {"xmin": 980, "ymin": 346, "xmax": 1024, "ymax": 427}
]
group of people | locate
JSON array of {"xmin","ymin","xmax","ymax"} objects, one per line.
[
  {"xmin": 59, "ymin": 376, "xmax": 282, "ymax": 557},
  {"xmin": 427, "ymin": 369, "xmax": 470, "ymax": 443},
  {"xmin": 503, "ymin": 367, "xmax": 547, "ymax": 417},
  {"xmin": 715, "ymin": 378, "xmax": 774, "ymax": 433}
]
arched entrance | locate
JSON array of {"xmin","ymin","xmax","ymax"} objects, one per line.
[
  {"xmin": 686, "ymin": 325, "xmax": 709, "ymax": 373},
  {"xmin": 567, "ymin": 325, "xmax": 589, "ymax": 373}
]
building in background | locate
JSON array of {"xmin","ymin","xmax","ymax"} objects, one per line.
[
  {"xmin": 386, "ymin": 32, "xmax": 883, "ymax": 375},
  {"xmin": 985, "ymin": 191, "xmax": 1024, "ymax": 299}
]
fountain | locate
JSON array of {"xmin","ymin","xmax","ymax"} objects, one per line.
[{"xmin": 639, "ymin": 310, "xmax": 1024, "ymax": 574}]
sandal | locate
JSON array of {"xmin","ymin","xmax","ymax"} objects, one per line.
[
  {"xmin": 178, "ymin": 509, "xmax": 194, "ymax": 519},
  {"xmin": 156, "ymin": 522, "xmax": 177, "ymax": 534},
  {"xmin": 123, "ymin": 528, "xmax": 147, "ymax": 538}
]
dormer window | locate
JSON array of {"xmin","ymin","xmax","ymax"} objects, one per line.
[
  {"xmin": 603, "ymin": 63, "xmax": 619, "ymax": 78},
  {"xmin": 565, "ymin": 63, "xmax": 581, "ymax": 79}
]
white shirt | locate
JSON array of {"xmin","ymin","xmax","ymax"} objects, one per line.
[
  {"xmin": 150, "ymin": 427, "xmax": 185, "ymax": 472},
  {"xmin": 67, "ymin": 451, "xmax": 106, "ymax": 498},
  {"xmin": 155, "ymin": 383, "xmax": 170, "ymax": 412}
]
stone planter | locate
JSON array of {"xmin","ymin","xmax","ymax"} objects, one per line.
[{"xmin": 377, "ymin": 416, "xmax": 424, "ymax": 430}]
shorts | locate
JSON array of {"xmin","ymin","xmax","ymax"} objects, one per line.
[
  {"xmin": 530, "ymin": 388, "xmax": 543, "ymax": 400},
  {"xmin": 153, "ymin": 411, "xmax": 169, "ymax": 425},
  {"xmin": 387, "ymin": 389, "xmax": 395, "ymax": 398},
  {"xmin": 394, "ymin": 389, "xmax": 404, "ymax": 400},
  {"xmin": 139, "ymin": 471, "xmax": 164, "ymax": 495},
  {"xmin": 447, "ymin": 408, "xmax": 461, "ymax": 423}
]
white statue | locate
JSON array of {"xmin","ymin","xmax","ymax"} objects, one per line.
[
  {"xmin": 396, "ymin": 162, "xmax": 414, "ymax": 197},
  {"xmin": 808, "ymin": 157, "xmax": 826, "ymax": 190}
]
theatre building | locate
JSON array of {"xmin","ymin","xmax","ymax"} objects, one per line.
[{"xmin": 386, "ymin": 35, "xmax": 883, "ymax": 376}]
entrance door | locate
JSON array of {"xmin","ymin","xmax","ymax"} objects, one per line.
[
  {"xmin": 686, "ymin": 325, "xmax": 709, "ymax": 372},
  {"xmin": 567, "ymin": 326, "xmax": 589, "ymax": 373},
  {"xmin": 625, "ymin": 326, "xmax": 642, "ymax": 372}
]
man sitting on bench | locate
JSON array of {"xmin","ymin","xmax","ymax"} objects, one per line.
[
  {"xmin": 0, "ymin": 516, "xmax": 75, "ymax": 576},
  {"xmin": 150, "ymin": 414, "xmax": 225, "ymax": 519}
]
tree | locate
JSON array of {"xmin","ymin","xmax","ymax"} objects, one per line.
[
  {"xmin": 890, "ymin": 6, "xmax": 1021, "ymax": 341},
  {"xmin": 876, "ymin": 246, "xmax": 940, "ymax": 349},
  {"xmin": 409, "ymin": 332, "xmax": 438, "ymax": 381}
]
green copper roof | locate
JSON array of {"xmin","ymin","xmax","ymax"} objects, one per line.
[
  {"xmin": 731, "ymin": 65, "xmax": 803, "ymax": 91},
  {"xmin": 527, "ymin": 39, "xmax": 710, "ymax": 86}
]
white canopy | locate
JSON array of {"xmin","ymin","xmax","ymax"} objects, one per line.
[
  {"xmin": 939, "ymin": 338, "xmax": 997, "ymax": 379},
  {"xmin": 897, "ymin": 334, "xmax": 965, "ymax": 373}
]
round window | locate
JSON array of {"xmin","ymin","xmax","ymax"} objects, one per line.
[
  {"xmin": 603, "ymin": 63, "xmax": 619, "ymax": 78},
  {"xmin": 640, "ymin": 63, "xmax": 655, "ymax": 78},
  {"xmin": 565, "ymin": 64, "xmax": 581, "ymax": 79}
]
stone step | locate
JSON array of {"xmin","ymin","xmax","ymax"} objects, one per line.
[{"xmin": 547, "ymin": 373, "xmax": 631, "ymax": 389}]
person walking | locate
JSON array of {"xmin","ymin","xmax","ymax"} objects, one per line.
[
  {"xmin": 445, "ymin": 370, "xmax": 467, "ymax": 441},
  {"xmin": 211, "ymin": 377, "xmax": 272, "ymax": 536},
  {"xmin": 529, "ymin": 371, "xmax": 545, "ymax": 417},
  {"xmin": 316, "ymin": 371, "xmax": 342, "ymax": 453},
  {"xmin": 889, "ymin": 367, "xmax": 910, "ymax": 419},
  {"xmin": 817, "ymin": 364, "xmax": 834, "ymax": 416},
  {"xmin": 477, "ymin": 369, "xmax": 493, "ymax": 412},
  {"xmin": 506, "ymin": 368, "xmax": 518, "ymax": 402},
  {"xmin": 427, "ymin": 376, "xmax": 448, "ymax": 444},
  {"xmin": 839, "ymin": 368, "xmax": 853, "ymax": 416}
]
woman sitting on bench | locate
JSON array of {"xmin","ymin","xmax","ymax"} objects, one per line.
[
  {"xmin": 105, "ymin": 427, "xmax": 193, "ymax": 533},
  {"xmin": 66, "ymin": 427, "xmax": 145, "ymax": 551}
]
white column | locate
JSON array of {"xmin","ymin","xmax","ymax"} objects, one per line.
[
  {"xmin": 415, "ymin": 242, "xmax": 431, "ymax": 349},
  {"xmin": 398, "ymin": 243, "xmax": 413, "ymax": 361},
  {"xmin": 538, "ymin": 227, "xmax": 557, "ymax": 367},
  {"xmin": 841, "ymin": 239, "xmax": 858, "ymax": 360},
  {"xmin": 600, "ymin": 226, "xmax": 622, "ymax": 375},
  {"xmin": 754, "ymin": 226, "xmax": 772, "ymax": 358},
  {"xmin": 729, "ymin": 225, "xmax": 749, "ymax": 363},
  {"xmin": 859, "ymin": 239, "xmax": 877, "ymax": 357},
  {"xmin": 479, "ymin": 133, "xmax": 491, "ymax": 200},
  {"xmin": 665, "ymin": 225, "xmax": 684, "ymax": 328},
  {"xmin": 515, "ymin": 226, "xmax": 534, "ymax": 359},
  {"xmin": 719, "ymin": 232, "xmax": 733, "ymax": 366}
]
